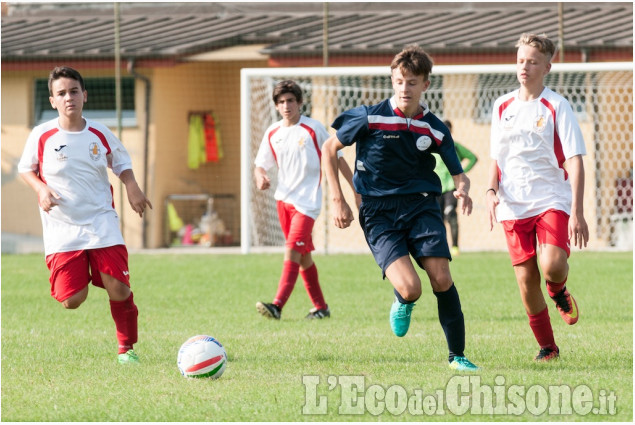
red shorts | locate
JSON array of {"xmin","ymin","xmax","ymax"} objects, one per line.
[
  {"xmin": 276, "ymin": 201, "xmax": 315, "ymax": 254},
  {"xmin": 45, "ymin": 245, "xmax": 130, "ymax": 302},
  {"xmin": 502, "ymin": 209, "xmax": 570, "ymax": 266}
]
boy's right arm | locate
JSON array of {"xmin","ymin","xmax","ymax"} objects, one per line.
[
  {"xmin": 254, "ymin": 166, "xmax": 270, "ymax": 190},
  {"xmin": 20, "ymin": 171, "xmax": 60, "ymax": 212},
  {"xmin": 486, "ymin": 160, "xmax": 500, "ymax": 231},
  {"xmin": 337, "ymin": 156, "xmax": 361, "ymax": 209},
  {"xmin": 322, "ymin": 135, "xmax": 354, "ymax": 228}
]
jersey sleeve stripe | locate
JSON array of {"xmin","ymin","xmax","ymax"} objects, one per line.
[
  {"xmin": 499, "ymin": 97, "xmax": 515, "ymax": 119},
  {"xmin": 37, "ymin": 127, "xmax": 59, "ymax": 183},
  {"xmin": 300, "ymin": 122, "xmax": 322, "ymax": 187},
  {"xmin": 88, "ymin": 127, "xmax": 112, "ymax": 154},
  {"xmin": 540, "ymin": 97, "xmax": 568, "ymax": 180},
  {"xmin": 267, "ymin": 126, "xmax": 280, "ymax": 166}
]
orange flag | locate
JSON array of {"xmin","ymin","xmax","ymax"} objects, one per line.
[{"xmin": 204, "ymin": 113, "xmax": 219, "ymax": 162}]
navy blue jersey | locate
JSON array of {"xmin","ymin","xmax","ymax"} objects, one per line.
[{"xmin": 332, "ymin": 97, "xmax": 463, "ymax": 197}]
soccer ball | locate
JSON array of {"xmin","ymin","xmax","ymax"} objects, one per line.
[{"xmin": 177, "ymin": 335, "xmax": 227, "ymax": 379}]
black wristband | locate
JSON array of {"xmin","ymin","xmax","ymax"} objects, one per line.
[{"xmin": 486, "ymin": 188, "xmax": 496, "ymax": 195}]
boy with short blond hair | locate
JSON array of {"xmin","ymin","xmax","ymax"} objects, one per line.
[{"xmin": 487, "ymin": 33, "xmax": 589, "ymax": 361}]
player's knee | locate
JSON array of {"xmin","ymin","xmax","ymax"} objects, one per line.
[
  {"xmin": 394, "ymin": 275, "xmax": 423, "ymax": 301},
  {"xmin": 400, "ymin": 286, "xmax": 422, "ymax": 302},
  {"xmin": 430, "ymin": 277, "xmax": 453, "ymax": 293},
  {"xmin": 62, "ymin": 296, "xmax": 84, "ymax": 309},
  {"xmin": 543, "ymin": 266, "xmax": 568, "ymax": 284},
  {"xmin": 540, "ymin": 258, "xmax": 569, "ymax": 283},
  {"xmin": 61, "ymin": 288, "xmax": 88, "ymax": 309},
  {"xmin": 444, "ymin": 206, "xmax": 456, "ymax": 219}
]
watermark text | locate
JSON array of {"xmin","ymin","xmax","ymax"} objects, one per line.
[{"xmin": 302, "ymin": 375, "xmax": 617, "ymax": 417}]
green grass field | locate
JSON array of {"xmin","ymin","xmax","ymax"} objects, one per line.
[{"xmin": 1, "ymin": 251, "xmax": 632, "ymax": 421}]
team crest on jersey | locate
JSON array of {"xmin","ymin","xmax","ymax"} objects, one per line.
[
  {"xmin": 415, "ymin": 135, "xmax": 432, "ymax": 151},
  {"xmin": 533, "ymin": 115, "xmax": 547, "ymax": 133},
  {"xmin": 88, "ymin": 142, "xmax": 101, "ymax": 161},
  {"xmin": 298, "ymin": 136, "xmax": 306, "ymax": 148}
]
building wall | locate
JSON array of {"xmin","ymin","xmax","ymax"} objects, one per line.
[
  {"xmin": 148, "ymin": 59, "xmax": 268, "ymax": 248},
  {"xmin": 1, "ymin": 68, "xmax": 149, "ymax": 248},
  {"xmin": 2, "ymin": 64, "xmax": 631, "ymax": 252}
]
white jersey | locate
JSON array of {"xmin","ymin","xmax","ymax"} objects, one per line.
[
  {"xmin": 255, "ymin": 115, "xmax": 330, "ymax": 219},
  {"xmin": 18, "ymin": 118, "xmax": 133, "ymax": 255},
  {"xmin": 490, "ymin": 87, "xmax": 586, "ymax": 221}
]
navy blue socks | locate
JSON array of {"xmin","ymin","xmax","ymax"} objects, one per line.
[{"xmin": 434, "ymin": 283, "xmax": 465, "ymax": 362}]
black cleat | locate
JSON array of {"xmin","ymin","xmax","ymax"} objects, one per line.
[
  {"xmin": 305, "ymin": 306, "xmax": 330, "ymax": 319},
  {"xmin": 534, "ymin": 347, "xmax": 560, "ymax": 362},
  {"xmin": 256, "ymin": 301, "xmax": 281, "ymax": 319}
]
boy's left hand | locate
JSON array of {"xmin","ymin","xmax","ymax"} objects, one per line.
[{"xmin": 126, "ymin": 183, "xmax": 153, "ymax": 217}]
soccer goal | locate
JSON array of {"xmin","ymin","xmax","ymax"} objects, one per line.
[{"xmin": 241, "ymin": 63, "xmax": 633, "ymax": 254}]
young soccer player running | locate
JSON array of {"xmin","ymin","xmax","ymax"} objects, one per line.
[
  {"xmin": 433, "ymin": 120, "xmax": 478, "ymax": 256},
  {"xmin": 18, "ymin": 66, "xmax": 152, "ymax": 364},
  {"xmin": 487, "ymin": 33, "xmax": 589, "ymax": 362},
  {"xmin": 322, "ymin": 45, "xmax": 479, "ymax": 371},
  {"xmin": 254, "ymin": 80, "xmax": 356, "ymax": 320}
]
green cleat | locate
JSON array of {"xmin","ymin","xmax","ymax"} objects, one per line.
[
  {"xmin": 118, "ymin": 349, "xmax": 140, "ymax": 365},
  {"xmin": 449, "ymin": 356, "xmax": 479, "ymax": 371},
  {"xmin": 389, "ymin": 298, "xmax": 415, "ymax": 337}
]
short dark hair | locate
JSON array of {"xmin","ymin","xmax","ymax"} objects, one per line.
[
  {"xmin": 272, "ymin": 80, "xmax": 303, "ymax": 104},
  {"xmin": 48, "ymin": 66, "xmax": 85, "ymax": 96},
  {"xmin": 391, "ymin": 45, "xmax": 434, "ymax": 81},
  {"xmin": 443, "ymin": 120, "xmax": 453, "ymax": 131}
]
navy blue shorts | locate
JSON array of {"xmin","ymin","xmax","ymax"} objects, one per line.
[{"xmin": 359, "ymin": 193, "xmax": 451, "ymax": 277}]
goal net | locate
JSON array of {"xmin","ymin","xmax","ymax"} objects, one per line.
[{"xmin": 241, "ymin": 63, "xmax": 633, "ymax": 254}]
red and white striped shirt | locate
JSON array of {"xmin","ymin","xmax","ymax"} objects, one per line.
[
  {"xmin": 254, "ymin": 115, "xmax": 330, "ymax": 219},
  {"xmin": 18, "ymin": 118, "xmax": 132, "ymax": 255},
  {"xmin": 490, "ymin": 87, "xmax": 586, "ymax": 221}
]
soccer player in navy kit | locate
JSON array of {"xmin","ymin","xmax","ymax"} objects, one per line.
[{"xmin": 322, "ymin": 45, "xmax": 479, "ymax": 371}]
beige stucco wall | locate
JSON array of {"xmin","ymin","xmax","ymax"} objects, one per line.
[
  {"xmin": 2, "ymin": 65, "xmax": 631, "ymax": 252},
  {"xmin": 1, "ymin": 61, "xmax": 268, "ymax": 249},
  {"xmin": 148, "ymin": 59, "xmax": 268, "ymax": 248},
  {"xmin": 1, "ymin": 69, "xmax": 148, "ymax": 248}
]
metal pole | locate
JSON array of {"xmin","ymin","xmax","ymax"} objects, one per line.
[
  {"xmin": 128, "ymin": 59, "xmax": 151, "ymax": 249},
  {"xmin": 322, "ymin": 1, "xmax": 330, "ymax": 254},
  {"xmin": 114, "ymin": 2, "xmax": 125, "ymax": 233},
  {"xmin": 558, "ymin": 2, "xmax": 565, "ymax": 63},
  {"xmin": 323, "ymin": 2, "xmax": 329, "ymax": 67}
]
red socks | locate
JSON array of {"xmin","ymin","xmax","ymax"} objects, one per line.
[
  {"xmin": 272, "ymin": 261, "xmax": 328, "ymax": 311},
  {"xmin": 110, "ymin": 292, "xmax": 138, "ymax": 354},
  {"xmin": 273, "ymin": 260, "xmax": 300, "ymax": 309},
  {"xmin": 301, "ymin": 263, "xmax": 327, "ymax": 310},
  {"xmin": 546, "ymin": 276, "xmax": 567, "ymax": 298},
  {"xmin": 528, "ymin": 306, "xmax": 558, "ymax": 351}
]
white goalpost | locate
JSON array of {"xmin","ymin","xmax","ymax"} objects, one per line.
[{"xmin": 241, "ymin": 63, "xmax": 633, "ymax": 254}]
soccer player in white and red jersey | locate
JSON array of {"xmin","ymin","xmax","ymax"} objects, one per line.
[
  {"xmin": 254, "ymin": 80, "xmax": 356, "ymax": 320},
  {"xmin": 18, "ymin": 66, "xmax": 152, "ymax": 365},
  {"xmin": 487, "ymin": 33, "xmax": 589, "ymax": 362}
]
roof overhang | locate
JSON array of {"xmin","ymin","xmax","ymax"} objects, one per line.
[{"xmin": 184, "ymin": 44, "xmax": 269, "ymax": 62}]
